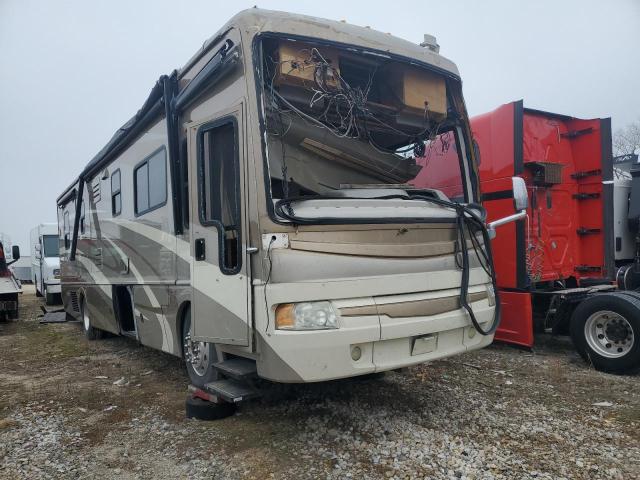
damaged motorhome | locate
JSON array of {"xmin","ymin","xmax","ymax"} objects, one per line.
[{"xmin": 57, "ymin": 9, "xmax": 525, "ymax": 401}]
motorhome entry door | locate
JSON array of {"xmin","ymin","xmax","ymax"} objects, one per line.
[{"xmin": 188, "ymin": 105, "xmax": 251, "ymax": 346}]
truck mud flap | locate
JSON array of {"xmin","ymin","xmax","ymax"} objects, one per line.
[{"xmin": 493, "ymin": 289, "xmax": 534, "ymax": 348}]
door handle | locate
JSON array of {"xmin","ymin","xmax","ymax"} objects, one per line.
[{"xmin": 195, "ymin": 238, "xmax": 206, "ymax": 261}]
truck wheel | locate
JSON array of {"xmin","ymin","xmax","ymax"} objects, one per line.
[
  {"xmin": 570, "ymin": 293, "xmax": 640, "ymax": 374},
  {"xmin": 182, "ymin": 306, "xmax": 220, "ymax": 388},
  {"xmin": 81, "ymin": 296, "xmax": 104, "ymax": 340},
  {"xmin": 45, "ymin": 286, "xmax": 55, "ymax": 306}
]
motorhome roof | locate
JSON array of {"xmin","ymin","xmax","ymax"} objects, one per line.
[
  {"xmin": 180, "ymin": 8, "xmax": 459, "ymax": 78},
  {"xmin": 57, "ymin": 8, "xmax": 460, "ymax": 203}
]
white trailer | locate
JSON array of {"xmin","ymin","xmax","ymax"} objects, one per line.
[
  {"xmin": 0, "ymin": 233, "xmax": 13, "ymax": 261},
  {"xmin": 30, "ymin": 223, "xmax": 61, "ymax": 304},
  {"xmin": 0, "ymin": 241, "xmax": 21, "ymax": 320}
]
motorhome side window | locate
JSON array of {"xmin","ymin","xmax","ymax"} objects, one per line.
[
  {"xmin": 198, "ymin": 120, "xmax": 241, "ymax": 273},
  {"xmin": 63, "ymin": 211, "xmax": 70, "ymax": 249},
  {"xmin": 79, "ymin": 201, "xmax": 85, "ymax": 234},
  {"xmin": 111, "ymin": 169, "xmax": 121, "ymax": 216},
  {"xmin": 134, "ymin": 149, "xmax": 167, "ymax": 215}
]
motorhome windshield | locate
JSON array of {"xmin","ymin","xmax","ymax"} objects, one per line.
[
  {"xmin": 259, "ymin": 36, "xmax": 472, "ymax": 218},
  {"xmin": 42, "ymin": 235, "xmax": 58, "ymax": 257}
]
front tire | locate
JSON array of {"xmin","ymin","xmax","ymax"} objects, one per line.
[
  {"xmin": 81, "ymin": 296, "xmax": 103, "ymax": 340},
  {"xmin": 570, "ymin": 293, "xmax": 640, "ymax": 374},
  {"xmin": 182, "ymin": 306, "xmax": 220, "ymax": 388}
]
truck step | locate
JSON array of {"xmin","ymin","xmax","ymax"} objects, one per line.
[
  {"xmin": 213, "ymin": 357, "xmax": 257, "ymax": 379},
  {"xmin": 203, "ymin": 379, "xmax": 260, "ymax": 403}
]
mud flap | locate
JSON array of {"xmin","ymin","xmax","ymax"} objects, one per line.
[{"xmin": 494, "ymin": 289, "xmax": 534, "ymax": 347}]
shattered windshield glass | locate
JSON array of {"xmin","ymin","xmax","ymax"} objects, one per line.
[{"xmin": 260, "ymin": 37, "xmax": 469, "ymax": 207}]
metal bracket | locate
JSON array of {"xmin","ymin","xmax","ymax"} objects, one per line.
[
  {"xmin": 577, "ymin": 228, "xmax": 601, "ymax": 236},
  {"xmin": 571, "ymin": 169, "xmax": 601, "ymax": 180},
  {"xmin": 572, "ymin": 192, "xmax": 600, "ymax": 200},
  {"xmin": 575, "ymin": 265, "xmax": 602, "ymax": 273},
  {"xmin": 261, "ymin": 233, "xmax": 289, "ymax": 250},
  {"xmin": 561, "ymin": 127, "xmax": 593, "ymax": 139}
]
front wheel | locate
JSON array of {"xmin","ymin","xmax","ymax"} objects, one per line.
[
  {"xmin": 570, "ymin": 293, "xmax": 640, "ymax": 374},
  {"xmin": 182, "ymin": 306, "xmax": 220, "ymax": 388}
]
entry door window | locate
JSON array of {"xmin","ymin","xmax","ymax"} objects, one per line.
[{"xmin": 198, "ymin": 118, "xmax": 241, "ymax": 274}]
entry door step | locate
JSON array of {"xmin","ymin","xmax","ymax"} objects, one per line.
[
  {"xmin": 213, "ymin": 357, "xmax": 257, "ymax": 379},
  {"xmin": 203, "ymin": 379, "xmax": 260, "ymax": 403}
]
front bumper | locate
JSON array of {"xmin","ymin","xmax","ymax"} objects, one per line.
[
  {"xmin": 45, "ymin": 280, "xmax": 61, "ymax": 294},
  {"xmin": 256, "ymin": 289, "xmax": 495, "ymax": 383}
]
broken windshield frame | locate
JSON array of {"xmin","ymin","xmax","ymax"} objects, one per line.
[{"xmin": 254, "ymin": 34, "xmax": 475, "ymax": 225}]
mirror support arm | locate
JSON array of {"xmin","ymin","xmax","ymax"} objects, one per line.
[{"xmin": 487, "ymin": 210, "xmax": 527, "ymax": 239}]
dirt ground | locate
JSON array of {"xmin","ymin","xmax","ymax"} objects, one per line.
[{"xmin": 1, "ymin": 287, "xmax": 639, "ymax": 479}]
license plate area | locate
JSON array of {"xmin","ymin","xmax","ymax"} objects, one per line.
[{"xmin": 411, "ymin": 333, "xmax": 438, "ymax": 356}]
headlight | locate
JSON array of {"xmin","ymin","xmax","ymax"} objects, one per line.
[
  {"xmin": 275, "ymin": 301, "xmax": 338, "ymax": 330},
  {"xmin": 53, "ymin": 269, "xmax": 61, "ymax": 278}
]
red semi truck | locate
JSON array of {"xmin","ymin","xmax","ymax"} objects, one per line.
[{"xmin": 418, "ymin": 100, "xmax": 640, "ymax": 373}]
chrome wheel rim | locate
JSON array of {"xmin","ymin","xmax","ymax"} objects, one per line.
[
  {"xmin": 183, "ymin": 331, "xmax": 210, "ymax": 376},
  {"xmin": 584, "ymin": 310, "xmax": 634, "ymax": 358},
  {"xmin": 82, "ymin": 300, "xmax": 90, "ymax": 331}
]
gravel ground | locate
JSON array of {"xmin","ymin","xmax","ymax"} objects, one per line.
[{"xmin": 1, "ymin": 287, "xmax": 639, "ymax": 479}]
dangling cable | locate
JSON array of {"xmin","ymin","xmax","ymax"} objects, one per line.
[{"xmin": 274, "ymin": 194, "xmax": 501, "ymax": 335}]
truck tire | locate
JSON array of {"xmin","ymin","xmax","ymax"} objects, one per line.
[
  {"xmin": 81, "ymin": 296, "xmax": 104, "ymax": 340},
  {"xmin": 182, "ymin": 306, "xmax": 220, "ymax": 388},
  {"xmin": 570, "ymin": 293, "xmax": 640, "ymax": 374}
]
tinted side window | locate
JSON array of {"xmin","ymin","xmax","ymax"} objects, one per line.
[
  {"xmin": 134, "ymin": 149, "xmax": 166, "ymax": 215},
  {"xmin": 111, "ymin": 169, "xmax": 121, "ymax": 216},
  {"xmin": 80, "ymin": 201, "xmax": 85, "ymax": 234},
  {"xmin": 63, "ymin": 211, "xmax": 70, "ymax": 249},
  {"xmin": 198, "ymin": 120, "xmax": 241, "ymax": 273}
]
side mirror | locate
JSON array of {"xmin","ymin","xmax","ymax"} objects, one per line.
[
  {"xmin": 512, "ymin": 176, "xmax": 528, "ymax": 211},
  {"xmin": 11, "ymin": 245, "xmax": 20, "ymax": 261},
  {"xmin": 486, "ymin": 176, "xmax": 529, "ymax": 238}
]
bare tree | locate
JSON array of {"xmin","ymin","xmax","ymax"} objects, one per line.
[{"xmin": 613, "ymin": 119, "xmax": 640, "ymax": 157}]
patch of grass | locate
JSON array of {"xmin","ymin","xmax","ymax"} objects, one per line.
[{"xmin": 17, "ymin": 323, "xmax": 90, "ymax": 363}]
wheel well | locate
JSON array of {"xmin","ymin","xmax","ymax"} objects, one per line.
[{"xmin": 176, "ymin": 301, "xmax": 191, "ymax": 357}]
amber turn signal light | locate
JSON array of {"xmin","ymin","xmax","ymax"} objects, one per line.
[{"xmin": 275, "ymin": 303, "xmax": 295, "ymax": 329}]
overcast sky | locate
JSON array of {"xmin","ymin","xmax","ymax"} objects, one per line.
[{"xmin": 1, "ymin": 0, "xmax": 639, "ymax": 250}]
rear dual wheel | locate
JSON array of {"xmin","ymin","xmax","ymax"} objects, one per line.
[{"xmin": 570, "ymin": 293, "xmax": 640, "ymax": 374}]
